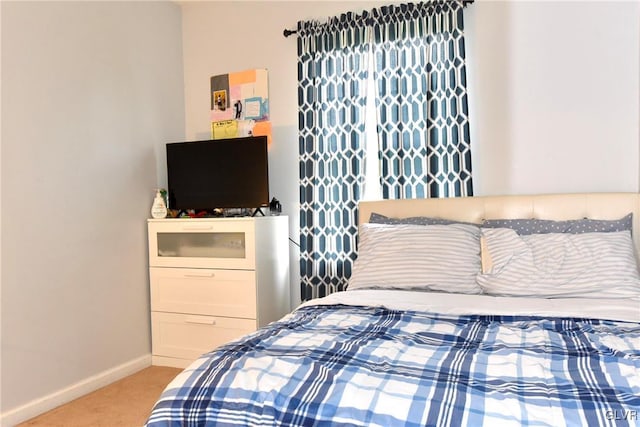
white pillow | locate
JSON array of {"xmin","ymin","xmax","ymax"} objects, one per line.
[
  {"xmin": 348, "ymin": 223, "xmax": 482, "ymax": 294},
  {"xmin": 477, "ymin": 228, "xmax": 640, "ymax": 299}
]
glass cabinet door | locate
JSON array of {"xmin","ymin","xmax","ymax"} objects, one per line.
[
  {"xmin": 148, "ymin": 220, "xmax": 256, "ymax": 269},
  {"xmin": 156, "ymin": 231, "xmax": 246, "ymax": 259}
]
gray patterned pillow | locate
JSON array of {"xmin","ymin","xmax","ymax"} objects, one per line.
[
  {"xmin": 369, "ymin": 212, "xmax": 476, "ymax": 226},
  {"xmin": 481, "ymin": 213, "xmax": 632, "ymax": 235}
]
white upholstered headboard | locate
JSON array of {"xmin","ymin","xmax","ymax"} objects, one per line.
[{"xmin": 358, "ymin": 193, "xmax": 640, "ymax": 259}]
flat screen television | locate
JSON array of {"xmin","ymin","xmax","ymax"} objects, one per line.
[{"xmin": 166, "ymin": 136, "xmax": 269, "ymax": 212}]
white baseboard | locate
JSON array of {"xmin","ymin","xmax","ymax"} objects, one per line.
[
  {"xmin": 151, "ymin": 355, "xmax": 192, "ymax": 369},
  {"xmin": 1, "ymin": 354, "xmax": 152, "ymax": 427}
]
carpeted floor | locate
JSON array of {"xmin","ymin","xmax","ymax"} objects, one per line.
[{"xmin": 17, "ymin": 366, "xmax": 182, "ymax": 427}]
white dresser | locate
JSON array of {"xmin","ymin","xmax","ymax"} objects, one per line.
[{"xmin": 147, "ymin": 216, "xmax": 290, "ymax": 368}]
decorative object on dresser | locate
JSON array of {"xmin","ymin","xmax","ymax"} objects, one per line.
[
  {"xmin": 150, "ymin": 189, "xmax": 168, "ymax": 219},
  {"xmin": 147, "ymin": 216, "xmax": 290, "ymax": 368}
]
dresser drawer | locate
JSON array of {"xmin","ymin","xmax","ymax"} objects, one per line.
[
  {"xmin": 150, "ymin": 267, "xmax": 257, "ymax": 318},
  {"xmin": 151, "ymin": 312, "xmax": 256, "ymax": 360},
  {"xmin": 148, "ymin": 219, "xmax": 256, "ymax": 269}
]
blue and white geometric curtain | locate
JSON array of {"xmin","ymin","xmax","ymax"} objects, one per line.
[
  {"xmin": 297, "ymin": 13, "xmax": 371, "ymax": 300},
  {"xmin": 372, "ymin": 1, "xmax": 472, "ymax": 199},
  {"xmin": 297, "ymin": 1, "xmax": 472, "ymax": 301}
]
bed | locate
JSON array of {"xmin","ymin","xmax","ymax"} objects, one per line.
[{"xmin": 145, "ymin": 193, "xmax": 640, "ymax": 427}]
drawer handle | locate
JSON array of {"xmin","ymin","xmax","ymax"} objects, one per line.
[
  {"xmin": 181, "ymin": 226, "xmax": 214, "ymax": 231},
  {"xmin": 185, "ymin": 317, "xmax": 216, "ymax": 325},
  {"xmin": 184, "ymin": 273, "xmax": 216, "ymax": 278}
]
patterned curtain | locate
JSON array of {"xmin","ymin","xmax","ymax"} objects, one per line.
[
  {"xmin": 371, "ymin": 1, "xmax": 473, "ymax": 199},
  {"xmin": 297, "ymin": 14, "xmax": 370, "ymax": 300}
]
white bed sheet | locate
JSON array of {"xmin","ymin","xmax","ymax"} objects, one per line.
[{"xmin": 299, "ymin": 289, "xmax": 640, "ymax": 323}]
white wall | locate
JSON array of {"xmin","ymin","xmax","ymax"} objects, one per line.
[
  {"xmin": 181, "ymin": 0, "xmax": 640, "ymax": 307},
  {"xmin": 1, "ymin": 1, "xmax": 184, "ymax": 423},
  {"xmin": 466, "ymin": 0, "xmax": 639, "ymax": 195}
]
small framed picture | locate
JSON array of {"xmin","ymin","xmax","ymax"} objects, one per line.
[{"xmin": 213, "ymin": 90, "xmax": 227, "ymax": 111}]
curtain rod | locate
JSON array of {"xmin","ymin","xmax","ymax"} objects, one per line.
[{"xmin": 283, "ymin": 0, "xmax": 475, "ymax": 38}]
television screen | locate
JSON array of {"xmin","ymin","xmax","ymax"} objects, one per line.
[{"xmin": 166, "ymin": 136, "xmax": 269, "ymax": 211}]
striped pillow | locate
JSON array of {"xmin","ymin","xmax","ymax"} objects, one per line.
[
  {"xmin": 477, "ymin": 228, "xmax": 640, "ymax": 298},
  {"xmin": 348, "ymin": 223, "xmax": 482, "ymax": 294}
]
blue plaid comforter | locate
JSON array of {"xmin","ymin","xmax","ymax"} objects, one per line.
[{"xmin": 146, "ymin": 304, "xmax": 640, "ymax": 427}]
